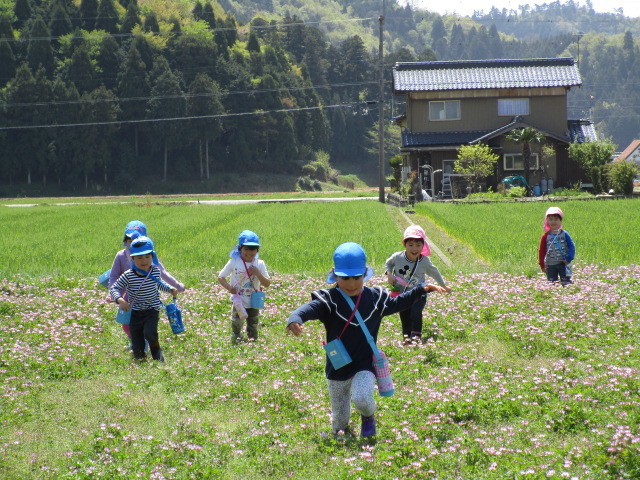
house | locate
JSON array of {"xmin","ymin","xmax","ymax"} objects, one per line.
[
  {"xmin": 392, "ymin": 57, "xmax": 597, "ymax": 198},
  {"xmin": 617, "ymin": 140, "xmax": 640, "ymax": 164},
  {"xmin": 616, "ymin": 139, "xmax": 640, "ymax": 193}
]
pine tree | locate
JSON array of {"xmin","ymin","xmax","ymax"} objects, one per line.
[
  {"xmin": 67, "ymin": 45, "xmax": 96, "ymax": 93},
  {"xmin": 27, "ymin": 16, "xmax": 55, "ymax": 76},
  {"xmin": 116, "ymin": 45, "xmax": 150, "ymax": 156},
  {"xmin": 0, "ymin": 41, "xmax": 17, "ymax": 85},
  {"xmin": 247, "ymin": 32, "xmax": 260, "ymax": 53},
  {"xmin": 120, "ymin": 1, "xmax": 141, "ymax": 34},
  {"xmin": 49, "ymin": 1, "xmax": 73, "ymax": 40},
  {"xmin": 202, "ymin": 3, "xmax": 215, "ymax": 30},
  {"xmin": 79, "ymin": 0, "xmax": 99, "ymax": 30},
  {"xmin": 186, "ymin": 73, "xmax": 224, "ymax": 179},
  {"xmin": 147, "ymin": 64, "xmax": 186, "ymax": 181},
  {"xmin": 144, "ymin": 11, "xmax": 159, "ymax": 33},
  {"xmin": 96, "ymin": 35, "xmax": 120, "ymax": 90},
  {"xmin": 13, "ymin": 0, "xmax": 32, "ymax": 29},
  {"xmin": 96, "ymin": 0, "xmax": 119, "ymax": 34}
]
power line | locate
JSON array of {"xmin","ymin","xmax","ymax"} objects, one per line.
[
  {"xmin": 0, "ymin": 103, "xmax": 361, "ymax": 130},
  {"xmin": 1, "ymin": 16, "xmax": 379, "ymax": 44},
  {"xmin": 1, "ymin": 80, "xmax": 389, "ymax": 108}
]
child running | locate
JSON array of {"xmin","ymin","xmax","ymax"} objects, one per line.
[
  {"xmin": 107, "ymin": 220, "xmax": 185, "ymax": 349},
  {"xmin": 218, "ymin": 230, "xmax": 271, "ymax": 343},
  {"xmin": 538, "ymin": 206, "xmax": 575, "ymax": 285},
  {"xmin": 286, "ymin": 242, "xmax": 446, "ymax": 438},
  {"xmin": 385, "ymin": 225, "xmax": 451, "ymax": 344},
  {"xmin": 110, "ymin": 236, "xmax": 178, "ymax": 361}
]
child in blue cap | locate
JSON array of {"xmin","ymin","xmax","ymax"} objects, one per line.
[
  {"xmin": 110, "ymin": 236, "xmax": 178, "ymax": 361},
  {"xmin": 286, "ymin": 242, "xmax": 446, "ymax": 439},
  {"xmin": 218, "ymin": 230, "xmax": 271, "ymax": 343},
  {"xmin": 106, "ymin": 220, "xmax": 185, "ymax": 349}
]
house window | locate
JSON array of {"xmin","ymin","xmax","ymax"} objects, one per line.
[
  {"xmin": 498, "ymin": 99, "xmax": 529, "ymax": 116},
  {"xmin": 442, "ymin": 160, "xmax": 456, "ymax": 174},
  {"xmin": 504, "ymin": 153, "xmax": 539, "ymax": 171},
  {"xmin": 429, "ymin": 101, "xmax": 460, "ymax": 121}
]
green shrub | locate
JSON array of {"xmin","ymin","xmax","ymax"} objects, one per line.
[
  {"xmin": 550, "ymin": 187, "xmax": 592, "ymax": 197},
  {"xmin": 507, "ymin": 186, "xmax": 526, "ymax": 198},
  {"xmin": 608, "ymin": 160, "xmax": 638, "ymax": 195}
]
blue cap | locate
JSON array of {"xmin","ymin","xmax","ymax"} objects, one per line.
[
  {"xmin": 124, "ymin": 220, "xmax": 147, "ymax": 240},
  {"xmin": 238, "ymin": 230, "xmax": 261, "ymax": 247},
  {"xmin": 129, "ymin": 236, "xmax": 155, "ymax": 257},
  {"xmin": 326, "ymin": 242, "xmax": 374, "ymax": 283}
]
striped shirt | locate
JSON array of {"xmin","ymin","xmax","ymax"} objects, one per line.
[{"xmin": 110, "ymin": 266, "xmax": 171, "ymax": 311}]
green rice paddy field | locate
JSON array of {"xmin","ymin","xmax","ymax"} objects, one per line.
[{"xmin": 1, "ymin": 198, "xmax": 639, "ymax": 479}]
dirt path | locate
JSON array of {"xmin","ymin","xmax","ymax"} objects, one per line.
[{"xmin": 385, "ymin": 204, "xmax": 491, "ymax": 274}]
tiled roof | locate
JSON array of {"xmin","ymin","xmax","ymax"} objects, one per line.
[
  {"xmin": 402, "ymin": 130, "xmax": 492, "ymax": 147},
  {"xmin": 567, "ymin": 119, "xmax": 597, "ymax": 143},
  {"xmin": 617, "ymin": 139, "xmax": 640, "ymax": 160},
  {"xmin": 393, "ymin": 58, "xmax": 582, "ymax": 92},
  {"xmin": 402, "ymin": 118, "xmax": 595, "ymax": 149}
]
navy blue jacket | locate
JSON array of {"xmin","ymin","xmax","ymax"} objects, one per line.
[{"xmin": 287, "ymin": 285, "xmax": 427, "ymax": 380}]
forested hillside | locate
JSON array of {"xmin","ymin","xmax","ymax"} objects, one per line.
[{"xmin": 0, "ymin": 0, "xmax": 638, "ymax": 195}]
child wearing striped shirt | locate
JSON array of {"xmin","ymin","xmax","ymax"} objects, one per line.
[{"xmin": 110, "ymin": 236, "xmax": 178, "ymax": 361}]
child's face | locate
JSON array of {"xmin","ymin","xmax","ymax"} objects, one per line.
[
  {"xmin": 132, "ymin": 254, "xmax": 153, "ymax": 271},
  {"xmin": 547, "ymin": 214, "xmax": 562, "ymax": 231},
  {"xmin": 240, "ymin": 246, "xmax": 259, "ymax": 262},
  {"xmin": 336, "ymin": 273, "xmax": 365, "ymax": 296},
  {"xmin": 404, "ymin": 238, "xmax": 424, "ymax": 259}
]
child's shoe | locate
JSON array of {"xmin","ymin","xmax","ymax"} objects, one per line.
[
  {"xmin": 360, "ymin": 415, "xmax": 376, "ymax": 438},
  {"xmin": 151, "ymin": 348, "xmax": 165, "ymax": 362}
]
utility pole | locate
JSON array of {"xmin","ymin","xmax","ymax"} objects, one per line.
[{"xmin": 378, "ymin": 0, "xmax": 386, "ymax": 203}]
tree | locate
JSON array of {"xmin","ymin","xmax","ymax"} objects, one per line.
[
  {"xmin": 201, "ymin": 3, "xmax": 215, "ymax": 30},
  {"xmin": 96, "ymin": 0, "xmax": 119, "ymax": 34},
  {"xmin": 14, "ymin": 0, "xmax": 32, "ymax": 29},
  {"xmin": 5, "ymin": 63, "xmax": 40, "ymax": 184},
  {"xmin": 143, "ymin": 11, "xmax": 159, "ymax": 33},
  {"xmin": 49, "ymin": 0, "xmax": 73, "ymax": 39},
  {"xmin": 96, "ymin": 35, "xmax": 120, "ymax": 90},
  {"xmin": 0, "ymin": 40, "xmax": 16, "ymax": 85},
  {"xmin": 607, "ymin": 160, "xmax": 638, "ymax": 195},
  {"xmin": 66, "ymin": 45, "xmax": 97, "ymax": 93},
  {"xmin": 568, "ymin": 139, "xmax": 616, "ymax": 191},
  {"xmin": 120, "ymin": 1, "xmax": 141, "ymax": 34},
  {"xmin": 146, "ymin": 63, "xmax": 186, "ymax": 181},
  {"xmin": 27, "ymin": 16, "xmax": 55, "ymax": 76},
  {"xmin": 454, "ymin": 143, "xmax": 500, "ymax": 192},
  {"xmin": 246, "ymin": 31, "xmax": 260, "ymax": 53},
  {"xmin": 79, "ymin": 0, "xmax": 99, "ymax": 30},
  {"xmin": 116, "ymin": 45, "xmax": 150, "ymax": 157},
  {"xmin": 186, "ymin": 73, "xmax": 224, "ymax": 179},
  {"xmin": 505, "ymin": 127, "xmax": 546, "ymax": 193}
]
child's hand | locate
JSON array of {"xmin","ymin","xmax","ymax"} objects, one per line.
[
  {"xmin": 171, "ymin": 287, "xmax": 178, "ymax": 298},
  {"xmin": 386, "ymin": 273, "xmax": 395, "ymax": 285},
  {"xmin": 248, "ymin": 265, "xmax": 260, "ymax": 276},
  {"xmin": 442, "ymin": 285, "xmax": 453, "ymax": 294},
  {"xmin": 424, "ymin": 284, "xmax": 447, "ymax": 293},
  {"xmin": 228, "ymin": 286, "xmax": 238, "ymax": 294},
  {"xmin": 287, "ymin": 322, "xmax": 303, "ymax": 336},
  {"xmin": 118, "ymin": 299, "xmax": 131, "ymax": 311}
]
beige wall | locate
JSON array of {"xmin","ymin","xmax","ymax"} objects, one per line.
[{"xmin": 407, "ymin": 88, "xmax": 568, "ymax": 137}]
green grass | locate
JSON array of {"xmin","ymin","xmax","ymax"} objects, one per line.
[
  {"xmin": 0, "ymin": 200, "xmax": 391, "ymax": 284},
  {"xmin": 1, "ymin": 198, "xmax": 640, "ymax": 479},
  {"xmin": 414, "ymin": 198, "xmax": 640, "ymax": 274}
]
